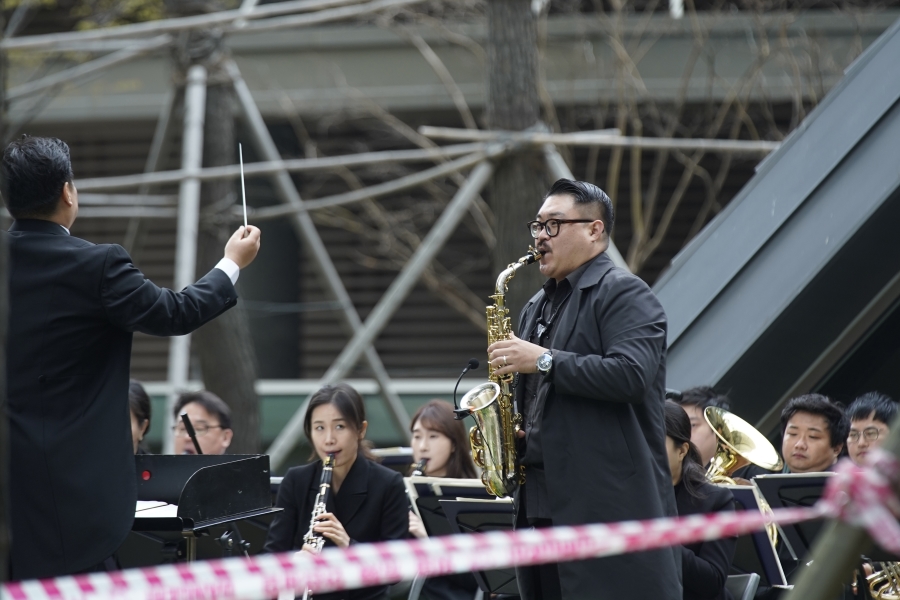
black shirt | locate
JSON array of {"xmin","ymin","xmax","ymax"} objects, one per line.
[{"xmin": 519, "ymin": 260, "xmax": 591, "ymax": 520}]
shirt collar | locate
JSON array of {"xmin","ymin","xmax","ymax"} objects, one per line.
[{"xmin": 542, "ymin": 258, "xmax": 592, "ymax": 297}]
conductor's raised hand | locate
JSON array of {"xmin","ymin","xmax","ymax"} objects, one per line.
[{"xmin": 224, "ymin": 225, "xmax": 261, "ymax": 269}]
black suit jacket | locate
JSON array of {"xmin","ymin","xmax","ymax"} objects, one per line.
[
  {"xmin": 4, "ymin": 219, "xmax": 238, "ymax": 580},
  {"xmin": 264, "ymin": 456, "xmax": 409, "ymax": 600},
  {"xmin": 514, "ymin": 251, "xmax": 681, "ymax": 600},
  {"xmin": 675, "ymin": 481, "xmax": 736, "ymax": 600}
]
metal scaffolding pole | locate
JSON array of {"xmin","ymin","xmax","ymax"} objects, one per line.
[
  {"xmin": 164, "ymin": 65, "xmax": 207, "ymax": 455},
  {"xmin": 267, "ymin": 155, "xmax": 502, "ymax": 470},
  {"xmin": 0, "ymin": 0, "xmax": 369, "ymax": 51},
  {"xmin": 5, "ymin": 35, "xmax": 171, "ymax": 102},
  {"xmin": 419, "ymin": 126, "xmax": 781, "ymax": 154},
  {"xmin": 225, "ymin": 59, "xmax": 412, "ymax": 448},
  {"xmin": 249, "ymin": 149, "xmax": 490, "ymax": 220},
  {"xmin": 124, "ymin": 88, "xmax": 179, "ymax": 255},
  {"xmin": 74, "ymin": 144, "xmax": 484, "ymax": 192},
  {"xmin": 542, "ymin": 143, "xmax": 629, "ymax": 271}
]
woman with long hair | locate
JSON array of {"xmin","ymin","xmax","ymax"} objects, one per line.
[
  {"xmin": 410, "ymin": 399, "xmax": 478, "ymax": 479},
  {"xmin": 265, "ymin": 383, "xmax": 408, "ymax": 600},
  {"xmin": 407, "ymin": 399, "xmax": 480, "ymax": 600},
  {"xmin": 665, "ymin": 400, "xmax": 736, "ymax": 600}
]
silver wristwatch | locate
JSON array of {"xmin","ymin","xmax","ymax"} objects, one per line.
[{"xmin": 536, "ymin": 352, "xmax": 553, "ymax": 375}]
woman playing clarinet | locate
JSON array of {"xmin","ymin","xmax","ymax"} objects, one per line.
[
  {"xmin": 265, "ymin": 383, "xmax": 408, "ymax": 600},
  {"xmin": 407, "ymin": 400, "xmax": 481, "ymax": 600}
]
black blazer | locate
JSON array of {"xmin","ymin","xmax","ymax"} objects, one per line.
[
  {"xmin": 675, "ymin": 481, "xmax": 736, "ymax": 600},
  {"xmin": 4, "ymin": 219, "xmax": 238, "ymax": 580},
  {"xmin": 265, "ymin": 456, "xmax": 408, "ymax": 600},
  {"xmin": 514, "ymin": 252, "xmax": 681, "ymax": 600}
]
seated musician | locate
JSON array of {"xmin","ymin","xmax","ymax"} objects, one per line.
[
  {"xmin": 129, "ymin": 379, "xmax": 152, "ymax": 454},
  {"xmin": 673, "ymin": 387, "xmax": 774, "ymax": 481},
  {"xmin": 407, "ymin": 400, "xmax": 480, "ymax": 600},
  {"xmin": 671, "ymin": 387, "xmax": 731, "ymax": 468},
  {"xmin": 846, "ymin": 391, "xmax": 897, "ymax": 466},
  {"xmin": 780, "ymin": 394, "xmax": 849, "ymax": 473},
  {"xmin": 665, "ymin": 401, "xmax": 736, "ymax": 600},
  {"xmin": 172, "ymin": 390, "xmax": 233, "ymax": 455},
  {"xmin": 264, "ymin": 383, "xmax": 408, "ymax": 600}
]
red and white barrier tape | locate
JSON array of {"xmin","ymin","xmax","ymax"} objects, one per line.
[{"xmin": 4, "ymin": 450, "xmax": 900, "ymax": 600}]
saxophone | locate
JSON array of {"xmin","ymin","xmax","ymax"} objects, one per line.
[{"xmin": 459, "ymin": 247, "xmax": 542, "ymax": 497}]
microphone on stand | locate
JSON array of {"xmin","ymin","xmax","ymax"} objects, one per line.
[{"xmin": 453, "ymin": 358, "xmax": 480, "ymax": 420}]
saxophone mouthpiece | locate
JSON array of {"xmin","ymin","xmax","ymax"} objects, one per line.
[{"xmin": 526, "ymin": 246, "xmax": 542, "ymax": 263}]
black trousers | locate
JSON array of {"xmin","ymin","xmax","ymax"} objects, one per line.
[{"xmin": 515, "ymin": 487, "xmax": 562, "ymax": 600}]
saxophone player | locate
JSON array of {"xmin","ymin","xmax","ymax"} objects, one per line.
[
  {"xmin": 487, "ymin": 179, "xmax": 681, "ymax": 600},
  {"xmin": 264, "ymin": 383, "xmax": 408, "ymax": 600}
]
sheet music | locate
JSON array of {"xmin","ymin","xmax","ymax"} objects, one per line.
[
  {"xmin": 136, "ymin": 500, "xmax": 168, "ymax": 512},
  {"xmin": 134, "ymin": 502, "xmax": 178, "ymax": 518}
]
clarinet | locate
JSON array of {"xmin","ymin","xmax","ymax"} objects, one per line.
[
  {"xmin": 411, "ymin": 458, "xmax": 428, "ymax": 477},
  {"xmin": 301, "ymin": 453, "xmax": 335, "ymax": 600},
  {"xmin": 408, "ymin": 459, "xmax": 427, "ymax": 513}
]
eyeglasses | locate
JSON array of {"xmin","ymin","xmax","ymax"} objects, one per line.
[
  {"xmin": 171, "ymin": 423, "xmax": 224, "ymax": 438},
  {"xmin": 847, "ymin": 427, "xmax": 884, "ymax": 443},
  {"xmin": 526, "ymin": 218, "xmax": 596, "ymax": 239}
]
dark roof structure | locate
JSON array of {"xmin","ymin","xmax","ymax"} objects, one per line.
[{"xmin": 655, "ymin": 17, "xmax": 900, "ymax": 431}]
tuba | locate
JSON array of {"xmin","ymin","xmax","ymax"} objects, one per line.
[
  {"xmin": 704, "ymin": 406, "xmax": 784, "ymax": 484},
  {"xmin": 459, "ymin": 247, "xmax": 541, "ymax": 497},
  {"xmin": 704, "ymin": 407, "xmax": 784, "ymax": 547}
]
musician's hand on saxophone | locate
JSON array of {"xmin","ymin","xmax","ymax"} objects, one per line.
[
  {"xmin": 488, "ymin": 333, "xmax": 546, "ymax": 377},
  {"xmin": 308, "ymin": 511, "xmax": 350, "ymax": 548}
]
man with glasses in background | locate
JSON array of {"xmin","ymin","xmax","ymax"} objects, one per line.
[
  {"xmin": 846, "ymin": 392, "xmax": 897, "ymax": 466},
  {"xmin": 172, "ymin": 391, "xmax": 234, "ymax": 455},
  {"xmin": 488, "ymin": 179, "xmax": 680, "ymax": 600}
]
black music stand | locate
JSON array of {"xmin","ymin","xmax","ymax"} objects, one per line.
[
  {"xmin": 753, "ymin": 473, "xmax": 831, "ymax": 565},
  {"xmin": 405, "ymin": 477, "xmax": 494, "ymax": 537},
  {"xmin": 440, "ymin": 499, "xmax": 517, "ymax": 596},
  {"xmin": 371, "ymin": 446, "xmax": 415, "ymax": 475},
  {"xmin": 124, "ymin": 455, "xmax": 281, "ymax": 566},
  {"xmin": 727, "ymin": 485, "xmax": 788, "ymax": 587}
]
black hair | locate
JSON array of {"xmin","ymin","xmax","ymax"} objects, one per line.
[
  {"xmin": 675, "ymin": 386, "xmax": 732, "ymax": 413},
  {"xmin": 129, "ymin": 379, "xmax": 152, "ymax": 435},
  {"xmin": 847, "ymin": 391, "xmax": 898, "ymax": 425},
  {"xmin": 303, "ymin": 383, "xmax": 374, "ymax": 461},
  {"xmin": 174, "ymin": 390, "xmax": 232, "ymax": 430},
  {"xmin": 780, "ymin": 394, "xmax": 849, "ymax": 450},
  {"xmin": 544, "ymin": 178, "xmax": 615, "ymax": 236},
  {"xmin": 2, "ymin": 136, "xmax": 74, "ymax": 219},
  {"xmin": 665, "ymin": 400, "xmax": 708, "ymax": 499}
]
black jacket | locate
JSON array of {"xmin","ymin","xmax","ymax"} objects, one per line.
[
  {"xmin": 514, "ymin": 251, "xmax": 682, "ymax": 600},
  {"xmin": 675, "ymin": 480, "xmax": 736, "ymax": 600},
  {"xmin": 4, "ymin": 219, "xmax": 237, "ymax": 580},
  {"xmin": 265, "ymin": 456, "xmax": 409, "ymax": 600}
]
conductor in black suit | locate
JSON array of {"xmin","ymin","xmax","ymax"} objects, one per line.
[
  {"xmin": 2, "ymin": 136, "xmax": 261, "ymax": 580},
  {"xmin": 488, "ymin": 179, "xmax": 681, "ymax": 599}
]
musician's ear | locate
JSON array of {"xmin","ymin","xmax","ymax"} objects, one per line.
[{"xmin": 358, "ymin": 420, "xmax": 368, "ymax": 440}]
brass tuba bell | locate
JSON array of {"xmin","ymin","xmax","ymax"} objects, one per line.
[{"xmin": 704, "ymin": 406, "xmax": 784, "ymax": 484}]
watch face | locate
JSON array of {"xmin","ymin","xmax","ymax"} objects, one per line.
[{"xmin": 537, "ymin": 353, "xmax": 552, "ymax": 372}]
